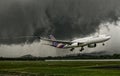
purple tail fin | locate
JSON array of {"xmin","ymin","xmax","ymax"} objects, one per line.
[
  {"xmin": 49, "ymin": 35, "xmax": 56, "ymax": 40},
  {"xmin": 49, "ymin": 35, "xmax": 65, "ymax": 48}
]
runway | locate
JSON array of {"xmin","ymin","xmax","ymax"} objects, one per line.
[{"xmin": 45, "ymin": 59, "xmax": 120, "ymax": 62}]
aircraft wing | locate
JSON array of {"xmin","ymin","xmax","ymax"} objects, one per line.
[
  {"xmin": 41, "ymin": 38, "xmax": 85, "ymax": 45},
  {"xmin": 41, "ymin": 38, "xmax": 73, "ymax": 45}
]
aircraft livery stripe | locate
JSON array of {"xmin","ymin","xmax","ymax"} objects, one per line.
[{"xmin": 57, "ymin": 43, "xmax": 65, "ymax": 48}]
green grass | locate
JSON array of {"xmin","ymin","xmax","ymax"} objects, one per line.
[{"xmin": 0, "ymin": 61, "xmax": 120, "ymax": 76}]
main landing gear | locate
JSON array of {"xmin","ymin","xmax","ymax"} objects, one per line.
[
  {"xmin": 70, "ymin": 47, "xmax": 84, "ymax": 52},
  {"xmin": 70, "ymin": 48, "xmax": 74, "ymax": 51},
  {"xmin": 80, "ymin": 47, "xmax": 84, "ymax": 52}
]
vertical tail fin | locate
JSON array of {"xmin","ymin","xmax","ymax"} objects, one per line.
[{"xmin": 49, "ymin": 35, "xmax": 56, "ymax": 40}]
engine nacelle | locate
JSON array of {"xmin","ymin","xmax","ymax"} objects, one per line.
[{"xmin": 88, "ymin": 44, "xmax": 97, "ymax": 48}]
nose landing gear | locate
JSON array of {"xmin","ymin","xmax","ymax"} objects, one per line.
[{"xmin": 102, "ymin": 43, "xmax": 105, "ymax": 46}]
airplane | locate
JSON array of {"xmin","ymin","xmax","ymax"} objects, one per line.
[{"xmin": 41, "ymin": 34, "xmax": 111, "ymax": 52}]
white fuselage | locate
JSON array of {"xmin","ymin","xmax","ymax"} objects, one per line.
[{"xmin": 64, "ymin": 35, "xmax": 111, "ymax": 48}]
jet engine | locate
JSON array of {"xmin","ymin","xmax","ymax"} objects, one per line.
[{"xmin": 88, "ymin": 44, "xmax": 96, "ymax": 48}]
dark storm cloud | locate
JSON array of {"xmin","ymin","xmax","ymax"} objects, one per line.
[{"xmin": 0, "ymin": 0, "xmax": 120, "ymax": 44}]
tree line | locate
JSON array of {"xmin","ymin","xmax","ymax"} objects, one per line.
[{"xmin": 0, "ymin": 54, "xmax": 120, "ymax": 61}]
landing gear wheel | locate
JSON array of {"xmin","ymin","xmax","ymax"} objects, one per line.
[
  {"xmin": 102, "ymin": 43, "xmax": 105, "ymax": 46},
  {"xmin": 70, "ymin": 48, "xmax": 74, "ymax": 51},
  {"xmin": 80, "ymin": 47, "xmax": 84, "ymax": 52}
]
